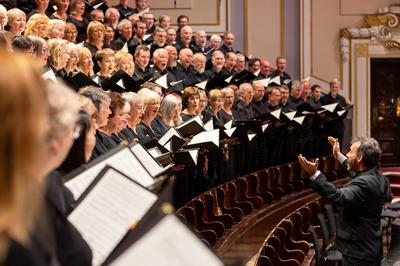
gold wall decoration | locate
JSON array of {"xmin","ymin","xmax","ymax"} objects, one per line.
[{"xmin": 356, "ymin": 44, "xmax": 369, "ymax": 57}]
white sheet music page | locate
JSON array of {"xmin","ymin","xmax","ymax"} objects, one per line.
[
  {"xmin": 188, "ymin": 129, "xmax": 219, "ymax": 148},
  {"xmin": 130, "ymin": 144, "xmax": 164, "ymax": 177},
  {"xmin": 68, "ymin": 168, "xmax": 158, "ymax": 266},
  {"xmin": 224, "ymin": 119, "xmax": 233, "ymax": 130},
  {"xmin": 204, "ymin": 118, "xmax": 214, "ymax": 131},
  {"xmin": 224, "ymin": 127, "xmax": 236, "ymax": 137},
  {"xmin": 158, "ymin": 127, "xmax": 181, "ymax": 146},
  {"xmin": 110, "ymin": 215, "xmax": 224, "ymax": 266},
  {"xmin": 321, "ymin": 103, "xmax": 338, "ymax": 113},
  {"xmin": 65, "ymin": 148, "xmax": 154, "ymax": 200}
]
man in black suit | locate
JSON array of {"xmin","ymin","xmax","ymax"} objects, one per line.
[
  {"xmin": 299, "ymin": 136, "xmax": 391, "ymax": 266},
  {"xmin": 219, "ymin": 32, "xmax": 235, "ymax": 55},
  {"xmin": 321, "ymin": 78, "xmax": 348, "ymax": 148}
]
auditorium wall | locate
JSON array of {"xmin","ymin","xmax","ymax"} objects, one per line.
[
  {"xmin": 302, "ymin": 0, "xmax": 394, "ymax": 94},
  {"xmin": 105, "ymin": 0, "xmax": 394, "ymax": 94}
]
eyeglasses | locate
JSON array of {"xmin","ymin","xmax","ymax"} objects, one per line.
[{"xmin": 73, "ymin": 124, "xmax": 82, "ymax": 139}]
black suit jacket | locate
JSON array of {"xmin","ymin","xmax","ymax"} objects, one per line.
[{"xmin": 311, "ymin": 162, "xmax": 391, "ymax": 261}]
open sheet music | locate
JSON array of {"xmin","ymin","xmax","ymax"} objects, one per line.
[
  {"xmin": 129, "ymin": 143, "xmax": 171, "ymax": 177},
  {"xmin": 109, "ymin": 214, "xmax": 224, "ymax": 266},
  {"xmin": 68, "ymin": 167, "xmax": 158, "ymax": 266},
  {"xmin": 158, "ymin": 127, "xmax": 183, "ymax": 146},
  {"xmin": 176, "ymin": 115, "xmax": 204, "ymax": 137},
  {"xmin": 173, "ymin": 148, "xmax": 199, "ymax": 167},
  {"xmin": 186, "ymin": 129, "xmax": 220, "ymax": 149},
  {"xmin": 65, "ymin": 147, "xmax": 154, "ymax": 200}
]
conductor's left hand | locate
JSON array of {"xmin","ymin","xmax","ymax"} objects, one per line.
[{"xmin": 298, "ymin": 154, "xmax": 319, "ymax": 176}]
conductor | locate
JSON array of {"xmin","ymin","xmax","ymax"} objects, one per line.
[{"xmin": 298, "ymin": 136, "xmax": 391, "ymax": 266}]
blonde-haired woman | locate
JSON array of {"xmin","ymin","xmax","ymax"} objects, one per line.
[
  {"xmin": 136, "ymin": 88, "xmax": 161, "ymax": 139},
  {"xmin": 6, "ymin": 8, "xmax": 26, "ymax": 37},
  {"xmin": 152, "ymin": 94, "xmax": 182, "ymax": 139},
  {"xmin": 202, "ymin": 89, "xmax": 224, "ymax": 127},
  {"xmin": 24, "ymin": 14, "xmax": 48, "ymax": 38},
  {"xmin": 48, "ymin": 38, "xmax": 70, "ymax": 77},
  {"xmin": 48, "ymin": 19, "xmax": 65, "ymax": 39},
  {"xmin": 77, "ymin": 46, "xmax": 94, "ymax": 77},
  {"xmin": 115, "ymin": 51, "xmax": 134, "ymax": 76},
  {"xmin": 0, "ymin": 52, "xmax": 48, "ymax": 264},
  {"xmin": 84, "ymin": 21, "xmax": 109, "ymax": 56}
]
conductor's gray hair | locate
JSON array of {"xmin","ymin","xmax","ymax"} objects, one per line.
[{"xmin": 353, "ymin": 137, "xmax": 382, "ymax": 168}]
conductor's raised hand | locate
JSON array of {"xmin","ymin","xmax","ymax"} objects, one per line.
[
  {"xmin": 298, "ymin": 154, "xmax": 319, "ymax": 176},
  {"xmin": 328, "ymin": 136, "xmax": 340, "ymax": 158}
]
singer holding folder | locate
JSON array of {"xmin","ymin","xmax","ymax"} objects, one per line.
[{"xmin": 0, "ymin": 53, "xmax": 49, "ymax": 265}]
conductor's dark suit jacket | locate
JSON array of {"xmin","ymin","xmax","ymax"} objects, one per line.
[{"xmin": 311, "ymin": 161, "xmax": 391, "ymax": 261}]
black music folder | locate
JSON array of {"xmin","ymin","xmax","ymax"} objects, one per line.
[
  {"xmin": 129, "ymin": 142, "xmax": 173, "ymax": 177},
  {"xmin": 185, "ymin": 129, "xmax": 220, "ymax": 150},
  {"xmin": 64, "ymin": 146, "xmax": 157, "ymax": 200},
  {"xmin": 102, "ymin": 196, "xmax": 225, "ymax": 266},
  {"xmin": 173, "ymin": 148, "xmax": 199, "ymax": 167},
  {"xmin": 176, "ymin": 116, "xmax": 205, "ymax": 137}
]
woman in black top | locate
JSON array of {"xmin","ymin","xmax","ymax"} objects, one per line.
[
  {"xmin": 58, "ymin": 110, "xmax": 96, "ymax": 175},
  {"xmin": 84, "ymin": 21, "xmax": 111, "ymax": 57},
  {"xmin": 94, "ymin": 48, "xmax": 115, "ymax": 83},
  {"xmin": 180, "ymin": 86, "xmax": 200, "ymax": 122},
  {"xmin": 48, "ymin": 38, "xmax": 70, "ymax": 78},
  {"xmin": 98, "ymin": 92, "xmax": 127, "ymax": 148},
  {"xmin": 136, "ymin": 88, "xmax": 161, "ymax": 139},
  {"xmin": 34, "ymin": 81, "xmax": 92, "ymax": 266},
  {"xmin": 50, "ymin": 0, "xmax": 69, "ymax": 20},
  {"xmin": 0, "ymin": 52, "xmax": 49, "ymax": 266},
  {"xmin": 67, "ymin": 0, "xmax": 89, "ymax": 42},
  {"xmin": 121, "ymin": 92, "xmax": 144, "ymax": 142}
]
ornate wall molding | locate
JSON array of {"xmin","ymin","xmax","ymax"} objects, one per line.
[{"xmin": 340, "ymin": 3, "xmax": 400, "ymax": 62}]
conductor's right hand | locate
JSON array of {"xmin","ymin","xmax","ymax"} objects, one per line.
[{"xmin": 328, "ymin": 136, "xmax": 340, "ymax": 158}]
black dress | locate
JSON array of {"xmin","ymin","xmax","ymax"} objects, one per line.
[
  {"xmin": 29, "ymin": 171, "xmax": 92, "ymax": 266},
  {"xmin": 120, "ymin": 127, "xmax": 140, "ymax": 143},
  {"xmin": 136, "ymin": 122, "xmax": 156, "ymax": 139},
  {"xmin": 151, "ymin": 115, "xmax": 169, "ymax": 139},
  {"xmin": 91, "ymin": 130, "xmax": 118, "ymax": 160}
]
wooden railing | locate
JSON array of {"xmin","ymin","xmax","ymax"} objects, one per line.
[{"xmin": 176, "ymin": 155, "xmax": 349, "ymax": 264}]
